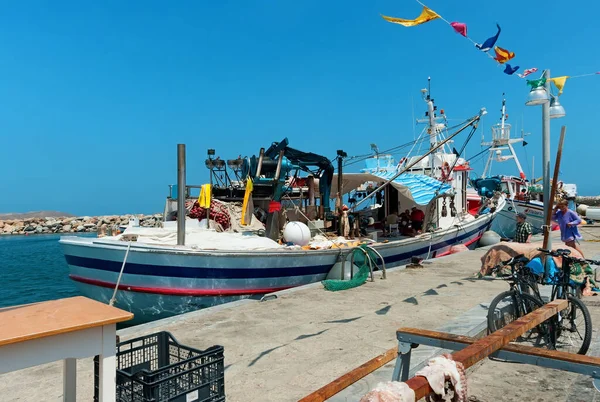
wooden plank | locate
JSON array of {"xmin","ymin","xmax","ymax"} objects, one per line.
[
  {"xmin": 398, "ymin": 327, "xmax": 600, "ymax": 367},
  {"xmin": 0, "ymin": 296, "xmax": 133, "ymax": 347},
  {"xmin": 405, "ymin": 298, "xmax": 567, "ymax": 400},
  {"xmin": 298, "ymin": 347, "xmax": 397, "ymax": 402}
]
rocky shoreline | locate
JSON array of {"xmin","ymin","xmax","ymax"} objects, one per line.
[{"xmin": 0, "ymin": 214, "xmax": 163, "ymax": 236}]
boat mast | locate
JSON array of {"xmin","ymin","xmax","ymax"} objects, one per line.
[
  {"xmin": 426, "ymin": 78, "xmax": 436, "ymax": 174},
  {"xmin": 414, "ymin": 77, "xmax": 443, "ymax": 176},
  {"xmin": 481, "ymin": 96, "xmax": 526, "ymax": 179}
]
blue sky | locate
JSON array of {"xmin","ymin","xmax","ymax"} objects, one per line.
[{"xmin": 0, "ymin": 0, "xmax": 598, "ymax": 216}]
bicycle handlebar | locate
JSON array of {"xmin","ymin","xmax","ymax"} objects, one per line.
[
  {"xmin": 536, "ymin": 248, "xmax": 600, "ymax": 265},
  {"xmin": 501, "ymin": 253, "xmax": 525, "ymax": 265}
]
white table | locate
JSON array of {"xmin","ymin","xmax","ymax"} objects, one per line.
[{"xmin": 0, "ymin": 296, "xmax": 133, "ymax": 401}]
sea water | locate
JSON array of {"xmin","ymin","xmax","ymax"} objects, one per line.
[{"xmin": 0, "ymin": 233, "xmax": 89, "ymax": 308}]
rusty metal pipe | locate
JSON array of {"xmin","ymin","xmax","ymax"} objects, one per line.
[
  {"xmin": 255, "ymin": 147, "xmax": 265, "ymax": 178},
  {"xmin": 177, "ymin": 144, "xmax": 186, "ymax": 246}
]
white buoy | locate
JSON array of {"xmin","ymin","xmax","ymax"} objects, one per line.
[
  {"xmin": 577, "ymin": 204, "xmax": 588, "ymax": 217},
  {"xmin": 479, "ymin": 230, "xmax": 501, "ymax": 247},
  {"xmin": 283, "ymin": 221, "xmax": 311, "ymax": 246}
]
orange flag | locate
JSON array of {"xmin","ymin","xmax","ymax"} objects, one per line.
[{"xmin": 494, "ymin": 46, "xmax": 515, "ymax": 64}]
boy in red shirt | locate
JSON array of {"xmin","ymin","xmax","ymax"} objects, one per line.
[{"xmin": 410, "ymin": 207, "xmax": 425, "ymax": 233}]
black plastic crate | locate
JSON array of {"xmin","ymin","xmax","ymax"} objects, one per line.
[{"xmin": 95, "ymin": 331, "xmax": 225, "ymax": 402}]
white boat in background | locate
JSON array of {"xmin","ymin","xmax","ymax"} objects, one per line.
[
  {"xmin": 585, "ymin": 207, "xmax": 600, "ymax": 221},
  {"xmin": 469, "ymin": 97, "xmax": 577, "ymax": 239},
  {"xmin": 59, "ymin": 83, "xmax": 505, "ymax": 323}
]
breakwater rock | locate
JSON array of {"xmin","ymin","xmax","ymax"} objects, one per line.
[
  {"xmin": 0, "ymin": 214, "xmax": 163, "ymax": 235},
  {"xmin": 576, "ymin": 196, "xmax": 600, "ymax": 207}
]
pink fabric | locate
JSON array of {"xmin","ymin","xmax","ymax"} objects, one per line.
[
  {"xmin": 360, "ymin": 381, "xmax": 415, "ymax": 402},
  {"xmin": 451, "ymin": 22, "xmax": 467, "ymax": 37}
]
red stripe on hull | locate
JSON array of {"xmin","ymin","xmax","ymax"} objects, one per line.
[
  {"xmin": 434, "ymin": 233, "xmax": 484, "ymax": 258},
  {"xmin": 69, "ymin": 275, "xmax": 291, "ymax": 297}
]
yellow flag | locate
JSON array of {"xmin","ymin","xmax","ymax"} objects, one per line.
[
  {"xmin": 241, "ymin": 178, "xmax": 254, "ymax": 226},
  {"xmin": 381, "ymin": 6, "xmax": 440, "ymax": 27},
  {"xmin": 549, "ymin": 76, "xmax": 569, "ymax": 95},
  {"xmin": 198, "ymin": 184, "xmax": 212, "ymax": 208}
]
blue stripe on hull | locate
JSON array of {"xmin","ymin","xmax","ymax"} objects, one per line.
[
  {"xmin": 64, "ymin": 223, "xmax": 489, "ymax": 279},
  {"xmin": 66, "ymin": 255, "xmax": 332, "ymax": 279}
]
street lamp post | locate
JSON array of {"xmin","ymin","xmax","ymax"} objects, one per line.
[
  {"xmin": 541, "ymin": 69, "xmax": 552, "ymax": 249},
  {"xmin": 525, "ymin": 69, "xmax": 567, "ymax": 250}
]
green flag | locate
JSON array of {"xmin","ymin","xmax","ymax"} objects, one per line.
[{"xmin": 527, "ymin": 77, "xmax": 546, "ymax": 89}]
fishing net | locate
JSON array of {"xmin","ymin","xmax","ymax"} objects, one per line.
[{"xmin": 322, "ymin": 245, "xmax": 379, "ymax": 291}]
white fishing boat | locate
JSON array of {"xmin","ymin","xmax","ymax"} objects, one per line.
[
  {"xmin": 469, "ymin": 97, "xmax": 577, "ymax": 239},
  {"xmin": 59, "ymin": 83, "xmax": 505, "ymax": 323}
]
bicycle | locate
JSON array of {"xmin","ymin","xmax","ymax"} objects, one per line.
[
  {"xmin": 533, "ymin": 248, "xmax": 596, "ymax": 355},
  {"xmin": 486, "ymin": 254, "xmax": 555, "ymax": 350},
  {"xmin": 487, "ymin": 248, "xmax": 597, "ymax": 354}
]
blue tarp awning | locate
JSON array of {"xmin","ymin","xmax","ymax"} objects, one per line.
[{"xmin": 331, "ymin": 172, "xmax": 451, "ymax": 206}]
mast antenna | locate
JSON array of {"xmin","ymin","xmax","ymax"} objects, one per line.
[{"xmin": 427, "ymin": 76, "xmax": 431, "ymax": 100}]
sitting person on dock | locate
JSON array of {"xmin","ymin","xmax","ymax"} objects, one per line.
[
  {"xmin": 513, "ymin": 212, "xmax": 532, "ymax": 243},
  {"xmin": 410, "ymin": 207, "xmax": 425, "ymax": 233}
]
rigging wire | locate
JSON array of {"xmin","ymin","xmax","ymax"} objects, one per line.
[{"xmin": 342, "ymin": 117, "xmax": 477, "ymax": 169}]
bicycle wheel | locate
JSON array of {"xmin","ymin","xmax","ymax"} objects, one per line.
[
  {"xmin": 551, "ymin": 295, "xmax": 592, "ymax": 355},
  {"xmin": 487, "ymin": 291, "xmax": 553, "ymax": 349}
]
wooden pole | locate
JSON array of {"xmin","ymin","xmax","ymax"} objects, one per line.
[
  {"xmin": 542, "ymin": 126, "xmax": 567, "ymax": 250},
  {"xmin": 300, "ymin": 299, "xmax": 567, "ymax": 402},
  {"xmin": 298, "ymin": 348, "xmax": 397, "ymax": 402}
]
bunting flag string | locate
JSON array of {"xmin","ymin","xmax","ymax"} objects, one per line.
[
  {"xmin": 380, "ymin": 0, "xmax": 599, "ymax": 92},
  {"xmin": 569, "ymin": 72, "xmax": 600, "ymax": 78}
]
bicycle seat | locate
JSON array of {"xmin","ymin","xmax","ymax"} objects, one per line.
[{"xmin": 556, "ymin": 248, "xmax": 571, "ymax": 256}]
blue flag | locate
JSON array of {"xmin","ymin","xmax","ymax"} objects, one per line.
[
  {"xmin": 475, "ymin": 24, "xmax": 501, "ymax": 52},
  {"xmin": 503, "ymin": 64, "xmax": 520, "ymax": 75}
]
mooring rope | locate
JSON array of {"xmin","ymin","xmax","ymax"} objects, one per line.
[{"xmin": 109, "ymin": 241, "xmax": 132, "ymax": 306}]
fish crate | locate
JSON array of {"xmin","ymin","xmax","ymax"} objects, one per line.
[{"xmin": 94, "ymin": 331, "xmax": 225, "ymax": 402}]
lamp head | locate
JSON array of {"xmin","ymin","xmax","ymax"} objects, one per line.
[
  {"xmin": 525, "ymin": 86, "xmax": 550, "ymax": 106},
  {"xmin": 549, "ymin": 96, "xmax": 566, "ymax": 119}
]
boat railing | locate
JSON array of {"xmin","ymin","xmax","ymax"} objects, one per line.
[{"xmin": 342, "ymin": 245, "xmax": 386, "ymax": 282}]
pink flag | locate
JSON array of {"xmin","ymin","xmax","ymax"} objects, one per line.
[
  {"xmin": 517, "ymin": 68, "xmax": 538, "ymax": 78},
  {"xmin": 450, "ymin": 22, "xmax": 467, "ymax": 37}
]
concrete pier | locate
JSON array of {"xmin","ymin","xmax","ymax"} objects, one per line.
[{"xmin": 2, "ymin": 229, "xmax": 600, "ymax": 401}]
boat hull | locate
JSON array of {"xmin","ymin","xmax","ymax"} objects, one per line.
[
  {"xmin": 490, "ymin": 199, "xmax": 545, "ymax": 239},
  {"xmin": 60, "ymin": 212, "xmax": 498, "ymax": 323}
]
